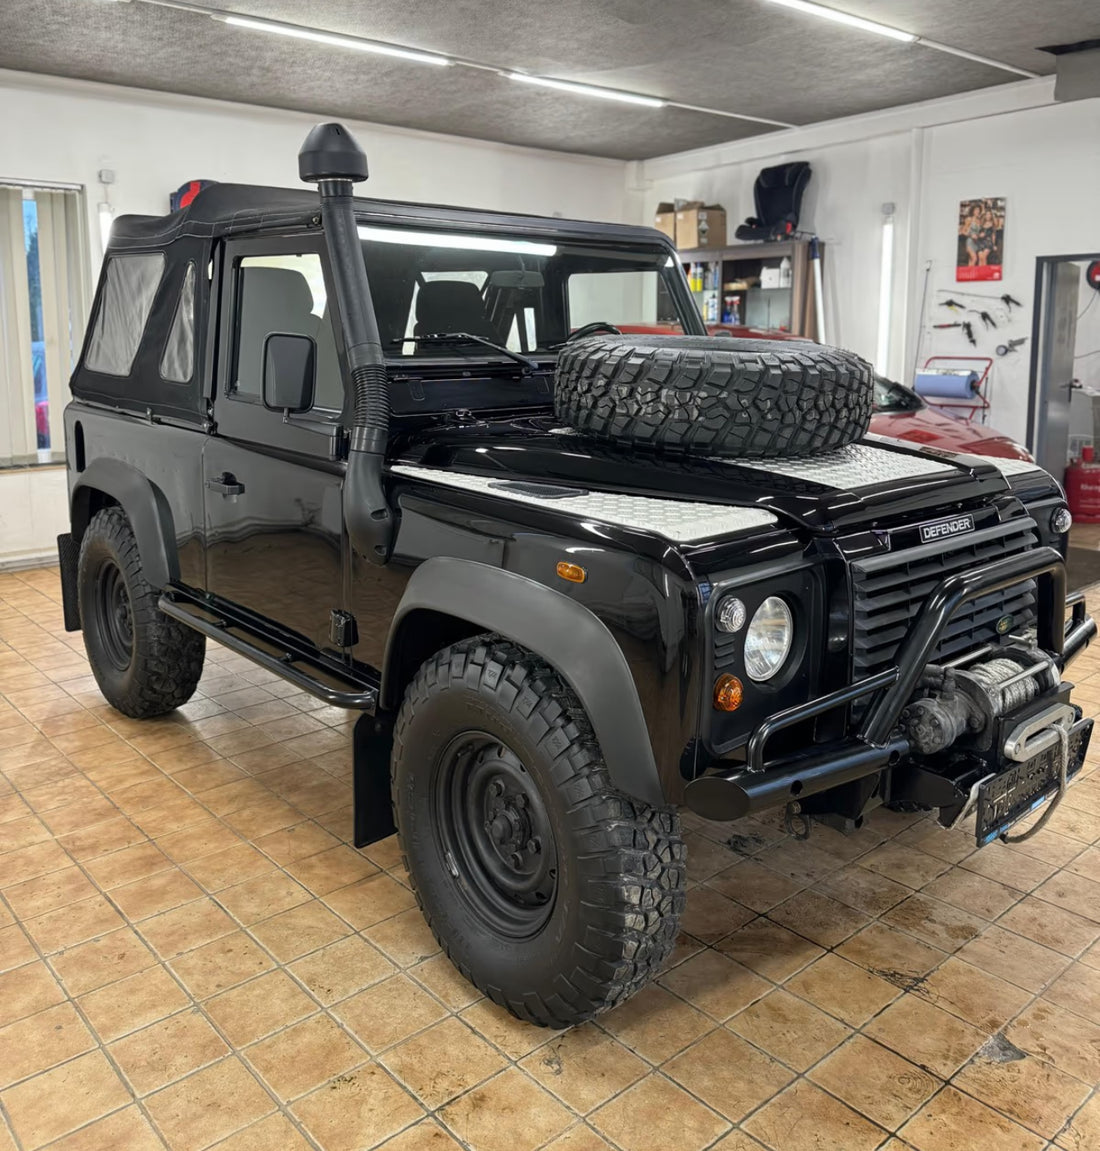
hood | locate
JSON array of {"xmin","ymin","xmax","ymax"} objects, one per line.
[
  {"xmin": 396, "ymin": 416, "xmax": 1027, "ymax": 534},
  {"xmin": 871, "ymin": 408, "xmax": 1032, "ymax": 461}
]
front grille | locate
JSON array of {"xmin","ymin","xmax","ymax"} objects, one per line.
[{"xmin": 851, "ymin": 516, "xmax": 1038, "ymax": 682}]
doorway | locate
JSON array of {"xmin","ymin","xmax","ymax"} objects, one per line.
[{"xmin": 1030, "ymin": 253, "xmax": 1100, "ymax": 589}]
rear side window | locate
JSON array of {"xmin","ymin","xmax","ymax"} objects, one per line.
[
  {"xmin": 159, "ymin": 263, "xmax": 196, "ymax": 384},
  {"xmin": 85, "ymin": 253, "xmax": 165, "ymax": 376}
]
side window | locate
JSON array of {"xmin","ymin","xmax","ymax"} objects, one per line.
[
  {"xmin": 233, "ymin": 253, "xmax": 342, "ymax": 411},
  {"xmin": 159, "ymin": 263, "xmax": 196, "ymax": 384},
  {"xmin": 84, "ymin": 252, "xmax": 165, "ymax": 376},
  {"xmin": 567, "ymin": 269, "xmax": 660, "ymax": 330}
]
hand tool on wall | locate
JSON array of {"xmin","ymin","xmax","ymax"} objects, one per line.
[{"xmin": 996, "ymin": 337, "xmax": 1028, "ymax": 356}]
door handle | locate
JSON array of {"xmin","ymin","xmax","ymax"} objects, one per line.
[{"xmin": 206, "ymin": 473, "xmax": 245, "ymax": 496}]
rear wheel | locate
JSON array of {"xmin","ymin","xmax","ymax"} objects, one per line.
[
  {"xmin": 78, "ymin": 506, "xmax": 205, "ymax": 718},
  {"xmin": 393, "ymin": 636, "xmax": 685, "ymax": 1028}
]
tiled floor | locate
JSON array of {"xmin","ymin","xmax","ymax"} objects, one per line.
[{"xmin": 2, "ymin": 566, "xmax": 1100, "ymax": 1151}]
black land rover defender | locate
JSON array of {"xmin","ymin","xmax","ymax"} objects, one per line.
[{"xmin": 58, "ymin": 123, "xmax": 1095, "ymax": 1028}]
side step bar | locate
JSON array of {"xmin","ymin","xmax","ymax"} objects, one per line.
[{"xmin": 159, "ymin": 593, "xmax": 379, "ymax": 711}]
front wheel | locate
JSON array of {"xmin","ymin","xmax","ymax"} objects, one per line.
[{"xmin": 393, "ymin": 636, "xmax": 685, "ymax": 1028}]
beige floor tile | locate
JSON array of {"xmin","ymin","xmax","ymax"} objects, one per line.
[
  {"xmin": 520, "ymin": 1022, "xmax": 649, "ymax": 1113},
  {"xmin": 664, "ymin": 1028, "xmax": 794, "ymax": 1122},
  {"xmin": 1005, "ymin": 999, "xmax": 1100, "ymax": 1084},
  {"xmin": 864, "ymin": 996, "xmax": 988, "ymax": 1079},
  {"xmin": 1035, "ymin": 870, "xmax": 1100, "ymax": 925},
  {"xmin": 0, "ymin": 839, "xmax": 72, "ymax": 886},
  {"xmin": 767, "ymin": 888, "xmax": 872, "ymax": 948},
  {"xmin": 245, "ymin": 1012, "xmax": 366, "ymax": 1102},
  {"xmin": 289, "ymin": 935, "xmax": 396, "ymax": 1005},
  {"xmin": 590, "ymin": 1073, "xmax": 729, "ymax": 1151},
  {"xmin": 48, "ymin": 927, "xmax": 157, "ymax": 997},
  {"xmin": 145, "ymin": 1056, "xmax": 275, "ymax": 1151},
  {"xmin": 85, "ymin": 842, "xmax": 173, "ymax": 890},
  {"xmin": 139, "ymin": 898, "xmax": 237, "ymax": 959},
  {"xmin": 714, "ymin": 917, "xmax": 825, "ymax": 981},
  {"xmin": 23, "ymin": 894, "xmax": 124, "ymax": 954},
  {"xmin": 0, "ymin": 1003, "xmax": 96, "ymax": 1086},
  {"xmin": 205, "ymin": 970, "xmax": 316, "ymax": 1047},
  {"xmin": 961, "ymin": 842, "xmax": 1057, "ymax": 892},
  {"xmin": 383, "ymin": 1016, "xmax": 506, "ymax": 1109},
  {"xmin": 59, "ymin": 817, "xmax": 147, "ymax": 863},
  {"xmin": 680, "ymin": 884, "xmax": 755, "ymax": 943},
  {"xmin": 785, "ymin": 953, "xmax": 898, "ymax": 1026},
  {"xmin": 900, "ymin": 1086, "xmax": 1045, "ymax": 1151},
  {"xmin": 79, "ymin": 964, "xmax": 191, "ymax": 1042},
  {"xmin": 5, "ymin": 865, "xmax": 98, "ymax": 919},
  {"xmin": 0, "ymin": 924, "xmax": 38, "ymax": 974},
  {"xmin": 110, "ymin": 1008, "xmax": 230, "ymax": 1095},
  {"xmin": 658, "ymin": 948, "xmax": 771, "ymax": 1021},
  {"xmin": 292, "ymin": 1064, "xmax": 425, "ymax": 1151},
  {"xmin": 407, "ymin": 954, "xmax": 482, "ymax": 1012},
  {"xmin": 0, "ymin": 1049, "xmax": 130, "ymax": 1149},
  {"xmin": 727, "ymin": 989, "xmax": 851, "ymax": 1072},
  {"xmin": 953, "ymin": 1046, "xmax": 1091, "ymax": 1140},
  {"xmin": 921, "ymin": 868, "xmax": 1021, "ymax": 920},
  {"xmin": 334, "ymin": 973, "xmax": 448, "ymax": 1053},
  {"xmin": 706, "ymin": 859, "xmax": 804, "ymax": 912},
  {"xmin": 248, "ymin": 899, "xmax": 349, "ymax": 962},
  {"xmin": 743, "ymin": 1079, "xmax": 886, "ymax": 1151},
  {"xmin": 206, "ymin": 1113, "xmax": 314, "ymax": 1151},
  {"xmin": 809, "ymin": 1034, "xmax": 941, "ymax": 1128},
  {"xmin": 285, "ymin": 844, "xmax": 379, "ymax": 896},
  {"xmin": 1042, "ymin": 960, "xmax": 1100, "ymax": 1023},
  {"xmin": 834, "ymin": 921, "xmax": 947, "ymax": 987},
  {"xmin": 252, "ymin": 821, "xmax": 340, "ymax": 865},
  {"xmin": 860, "ymin": 842, "xmax": 952, "ymax": 888},
  {"xmin": 112, "ymin": 868, "xmax": 203, "ymax": 921},
  {"xmin": 42, "ymin": 1105, "xmax": 164, "ymax": 1151},
  {"xmin": 956, "ymin": 924, "xmax": 1070, "ymax": 992},
  {"xmin": 0, "ymin": 962, "xmax": 65, "ymax": 1027},
  {"xmin": 1055, "ymin": 1094, "xmax": 1100, "ymax": 1151},
  {"xmin": 170, "ymin": 931, "xmax": 276, "ymax": 999},
  {"xmin": 156, "ymin": 820, "xmax": 242, "ymax": 864},
  {"xmin": 458, "ymin": 999, "xmax": 557, "ymax": 1060},
  {"xmin": 914, "ymin": 956, "xmax": 1032, "ymax": 1032},
  {"xmin": 184, "ymin": 843, "xmax": 275, "ymax": 892},
  {"xmin": 218, "ymin": 871, "xmax": 311, "ymax": 926},
  {"xmin": 598, "ymin": 983, "xmax": 713, "ymax": 1064},
  {"xmin": 882, "ymin": 893, "xmax": 985, "ymax": 952},
  {"xmin": 365, "ymin": 908, "xmax": 442, "ymax": 968},
  {"xmin": 322, "ymin": 872, "xmax": 417, "ymax": 930}
]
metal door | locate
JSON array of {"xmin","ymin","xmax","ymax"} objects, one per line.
[{"xmin": 1034, "ymin": 261, "xmax": 1081, "ymax": 475}]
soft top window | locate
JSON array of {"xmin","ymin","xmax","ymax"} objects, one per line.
[
  {"xmin": 85, "ymin": 253, "xmax": 165, "ymax": 377},
  {"xmin": 160, "ymin": 263, "xmax": 196, "ymax": 384}
]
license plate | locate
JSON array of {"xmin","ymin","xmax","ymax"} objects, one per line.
[{"xmin": 975, "ymin": 718, "xmax": 1092, "ymax": 845}]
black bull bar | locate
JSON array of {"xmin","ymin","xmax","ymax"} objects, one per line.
[{"xmin": 685, "ymin": 547, "xmax": 1097, "ymax": 821}]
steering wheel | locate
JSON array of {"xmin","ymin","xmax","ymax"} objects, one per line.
[{"xmin": 567, "ymin": 321, "xmax": 622, "ymax": 342}]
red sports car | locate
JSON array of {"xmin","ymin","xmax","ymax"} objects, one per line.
[{"xmin": 615, "ymin": 324, "xmax": 1033, "ymax": 462}]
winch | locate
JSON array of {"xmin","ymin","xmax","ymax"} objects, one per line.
[{"xmin": 901, "ymin": 651, "xmax": 1058, "ymax": 756}]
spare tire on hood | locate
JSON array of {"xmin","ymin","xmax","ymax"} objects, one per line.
[{"xmin": 554, "ymin": 335, "xmax": 874, "ymax": 460}]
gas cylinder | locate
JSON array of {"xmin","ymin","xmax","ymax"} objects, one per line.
[{"xmin": 1065, "ymin": 447, "xmax": 1100, "ymax": 522}]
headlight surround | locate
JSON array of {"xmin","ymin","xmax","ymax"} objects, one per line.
[{"xmin": 744, "ymin": 596, "xmax": 793, "ymax": 682}]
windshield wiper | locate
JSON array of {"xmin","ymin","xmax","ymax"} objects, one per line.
[{"xmin": 391, "ymin": 333, "xmax": 540, "ymax": 372}]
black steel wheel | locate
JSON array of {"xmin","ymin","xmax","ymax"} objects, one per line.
[
  {"xmin": 78, "ymin": 506, "xmax": 205, "ymax": 718},
  {"xmin": 393, "ymin": 635, "xmax": 685, "ymax": 1029}
]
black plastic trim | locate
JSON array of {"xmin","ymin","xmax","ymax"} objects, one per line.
[{"xmin": 381, "ymin": 557, "xmax": 664, "ymax": 807}]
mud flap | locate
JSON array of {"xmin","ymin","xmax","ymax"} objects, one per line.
[
  {"xmin": 353, "ymin": 712, "xmax": 397, "ymax": 847},
  {"xmin": 57, "ymin": 533, "xmax": 81, "ymax": 632}
]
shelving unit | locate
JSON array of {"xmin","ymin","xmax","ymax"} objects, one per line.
[{"xmin": 670, "ymin": 238, "xmax": 823, "ymax": 339}]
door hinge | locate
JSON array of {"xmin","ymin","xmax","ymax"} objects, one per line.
[{"xmin": 330, "ymin": 609, "xmax": 359, "ymax": 648}]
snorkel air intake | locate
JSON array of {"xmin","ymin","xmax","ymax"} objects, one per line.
[{"xmin": 299, "ymin": 122, "xmax": 393, "ymax": 564}]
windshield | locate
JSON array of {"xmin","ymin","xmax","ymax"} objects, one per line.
[
  {"xmin": 873, "ymin": 374, "xmax": 923, "ymax": 413},
  {"xmin": 357, "ymin": 225, "xmax": 699, "ymax": 360}
]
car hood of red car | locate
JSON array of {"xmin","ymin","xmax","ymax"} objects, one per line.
[{"xmin": 870, "ymin": 408, "xmax": 1032, "ymax": 461}]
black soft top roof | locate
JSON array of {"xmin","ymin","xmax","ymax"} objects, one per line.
[{"xmin": 108, "ymin": 183, "xmax": 672, "ymax": 252}]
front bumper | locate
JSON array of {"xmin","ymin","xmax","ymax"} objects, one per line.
[{"xmin": 685, "ymin": 547, "xmax": 1095, "ymax": 822}]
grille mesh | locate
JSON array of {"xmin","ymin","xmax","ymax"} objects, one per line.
[{"xmin": 851, "ymin": 517, "xmax": 1039, "ymax": 682}]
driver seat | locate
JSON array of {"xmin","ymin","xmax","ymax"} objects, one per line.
[{"xmin": 415, "ymin": 281, "xmax": 499, "ymax": 340}]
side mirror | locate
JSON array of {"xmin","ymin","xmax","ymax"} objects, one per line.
[{"xmin": 263, "ymin": 333, "xmax": 316, "ymax": 413}]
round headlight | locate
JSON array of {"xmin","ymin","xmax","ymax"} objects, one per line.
[
  {"xmin": 716, "ymin": 596, "xmax": 747, "ymax": 633},
  {"xmin": 744, "ymin": 596, "xmax": 793, "ymax": 682},
  {"xmin": 1051, "ymin": 506, "xmax": 1073, "ymax": 535}
]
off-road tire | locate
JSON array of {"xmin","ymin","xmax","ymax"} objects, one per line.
[
  {"xmin": 555, "ymin": 334, "xmax": 874, "ymax": 459},
  {"xmin": 78, "ymin": 506, "xmax": 204, "ymax": 718},
  {"xmin": 392, "ymin": 635, "xmax": 685, "ymax": 1028}
]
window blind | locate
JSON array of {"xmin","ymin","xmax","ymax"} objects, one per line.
[{"xmin": 0, "ymin": 187, "xmax": 35, "ymax": 467}]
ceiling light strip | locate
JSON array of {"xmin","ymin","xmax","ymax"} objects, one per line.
[
  {"xmin": 666, "ymin": 100, "xmax": 795, "ymax": 129},
  {"xmin": 507, "ymin": 72, "xmax": 665, "ymax": 108},
  {"xmin": 214, "ymin": 14, "xmax": 452, "ymax": 66},
  {"xmin": 762, "ymin": 0, "xmax": 1039, "ymax": 78}
]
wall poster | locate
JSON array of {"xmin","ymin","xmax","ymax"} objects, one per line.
[{"xmin": 957, "ymin": 197, "xmax": 1006, "ymax": 282}]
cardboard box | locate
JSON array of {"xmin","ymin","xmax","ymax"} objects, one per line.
[
  {"xmin": 675, "ymin": 202, "xmax": 726, "ymax": 250},
  {"xmin": 654, "ymin": 203, "xmax": 676, "ymax": 242}
]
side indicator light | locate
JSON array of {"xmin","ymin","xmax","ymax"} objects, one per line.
[
  {"xmin": 556, "ymin": 561, "xmax": 587, "ymax": 583},
  {"xmin": 714, "ymin": 674, "xmax": 744, "ymax": 712}
]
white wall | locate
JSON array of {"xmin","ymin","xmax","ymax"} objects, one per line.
[
  {"xmin": 0, "ymin": 69, "xmax": 632, "ymax": 563},
  {"xmin": 0, "ymin": 466, "xmax": 68, "ymax": 570},
  {"xmin": 634, "ymin": 79, "xmax": 1100, "ymax": 447}
]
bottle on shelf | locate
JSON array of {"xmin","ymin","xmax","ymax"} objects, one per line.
[{"xmin": 779, "ymin": 255, "xmax": 792, "ymax": 289}]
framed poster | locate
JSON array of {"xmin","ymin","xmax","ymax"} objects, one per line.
[{"xmin": 957, "ymin": 197, "xmax": 1005, "ymax": 282}]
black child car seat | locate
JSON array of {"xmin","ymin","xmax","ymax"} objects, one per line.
[{"xmin": 735, "ymin": 161, "xmax": 812, "ymax": 242}]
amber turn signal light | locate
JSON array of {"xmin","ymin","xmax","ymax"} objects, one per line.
[
  {"xmin": 713, "ymin": 673, "xmax": 743, "ymax": 712},
  {"xmin": 556, "ymin": 561, "xmax": 587, "ymax": 583}
]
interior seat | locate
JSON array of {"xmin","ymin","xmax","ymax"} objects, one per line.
[
  {"xmin": 414, "ymin": 280, "xmax": 500, "ymax": 340},
  {"xmin": 234, "ymin": 266, "xmax": 321, "ymax": 398}
]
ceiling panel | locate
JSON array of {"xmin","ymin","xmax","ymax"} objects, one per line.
[{"xmin": 0, "ymin": 0, "xmax": 1096, "ymax": 160}]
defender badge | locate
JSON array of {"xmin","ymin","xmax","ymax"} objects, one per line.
[{"xmin": 919, "ymin": 513, "xmax": 975, "ymax": 543}]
